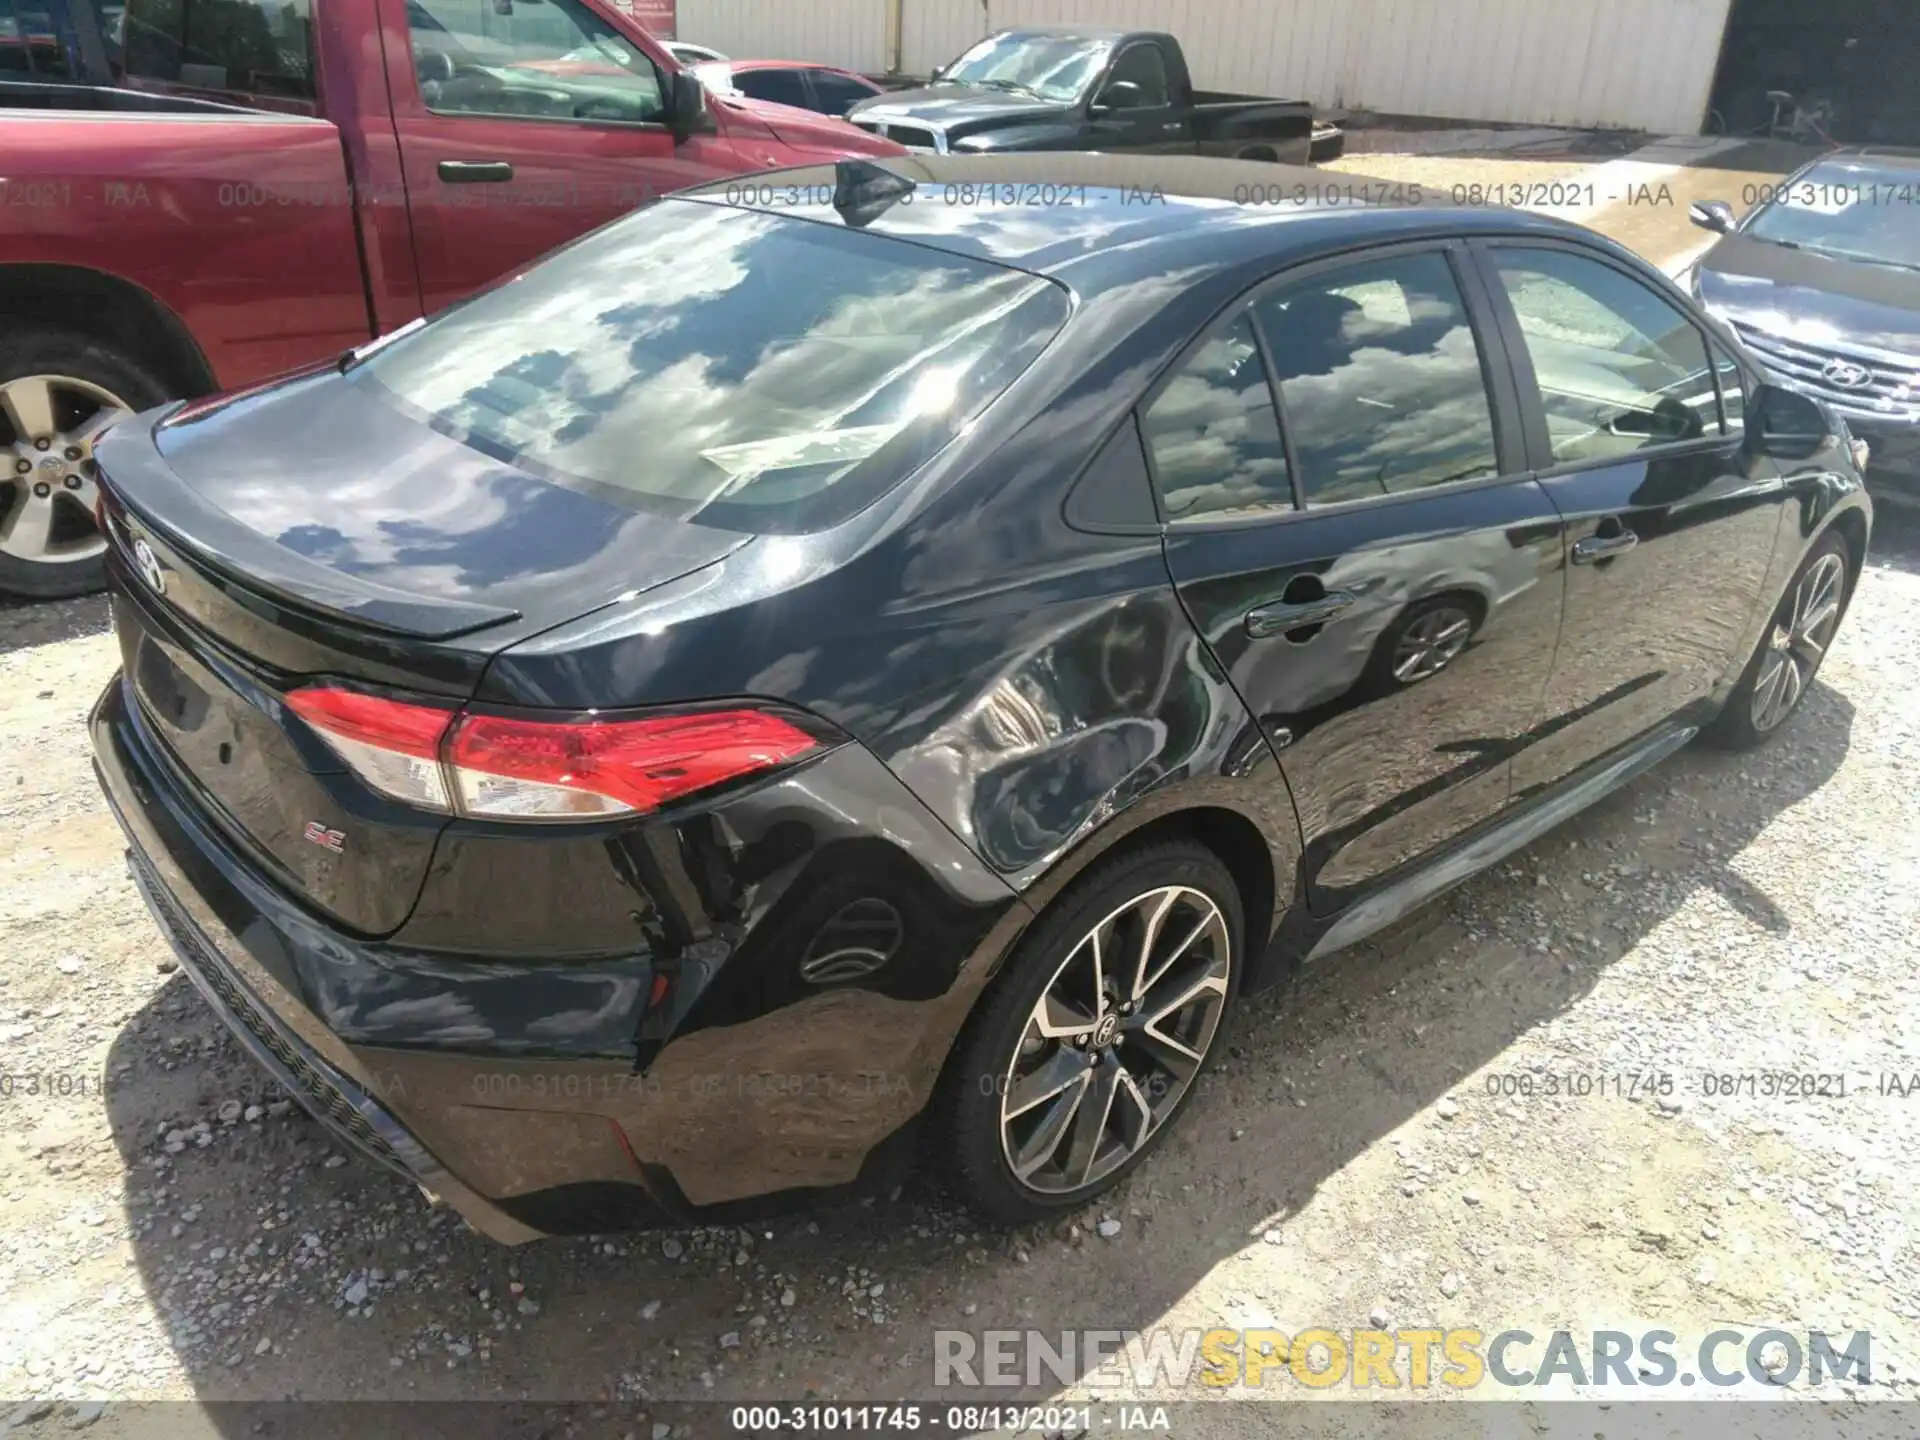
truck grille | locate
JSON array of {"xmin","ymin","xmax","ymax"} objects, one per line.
[
  {"xmin": 130, "ymin": 849, "xmax": 409, "ymax": 1176},
  {"xmin": 1733, "ymin": 323, "xmax": 1920, "ymax": 420}
]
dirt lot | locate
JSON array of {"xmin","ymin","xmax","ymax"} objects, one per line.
[
  {"xmin": 4, "ymin": 138, "xmax": 1919, "ymax": 1437},
  {"xmin": 1327, "ymin": 131, "xmax": 1827, "ymax": 273}
]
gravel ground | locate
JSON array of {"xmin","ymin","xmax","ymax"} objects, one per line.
[{"xmin": 3, "ymin": 507, "xmax": 1917, "ymax": 1436}]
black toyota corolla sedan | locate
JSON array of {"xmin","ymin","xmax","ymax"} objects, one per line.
[{"xmin": 90, "ymin": 153, "xmax": 1869, "ymax": 1242}]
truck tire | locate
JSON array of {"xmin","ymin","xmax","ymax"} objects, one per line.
[{"xmin": 0, "ymin": 325, "xmax": 168, "ymax": 600}]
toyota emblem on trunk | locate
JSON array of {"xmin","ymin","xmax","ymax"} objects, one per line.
[
  {"xmin": 131, "ymin": 537, "xmax": 165, "ymax": 594},
  {"xmin": 1822, "ymin": 359, "xmax": 1874, "ymax": 391}
]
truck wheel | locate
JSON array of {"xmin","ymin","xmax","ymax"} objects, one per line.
[{"xmin": 0, "ymin": 326, "xmax": 168, "ymax": 600}]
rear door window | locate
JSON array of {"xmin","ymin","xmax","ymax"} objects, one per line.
[
  {"xmin": 1141, "ymin": 313, "xmax": 1294, "ymax": 521},
  {"xmin": 351, "ymin": 199, "xmax": 1071, "ymax": 534},
  {"xmin": 808, "ymin": 70, "xmax": 878, "ymax": 115},
  {"xmin": 732, "ymin": 65, "xmax": 809, "ymax": 108},
  {"xmin": 1255, "ymin": 250, "xmax": 1501, "ymax": 506},
  {"xmin": 121, "ymin": 0, "xmax": 312, "ymax": 99}
]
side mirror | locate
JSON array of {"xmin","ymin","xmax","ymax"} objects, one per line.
[
  {"xmin": 668, "ymin": 66, "xmax": 710, "ymax": 138},
  {"xmin": 1092, "ymin": 79, "xmax": 1143, "ymax": 112},
  {"xmin": 1689, "ymin": 199, "xmax": 1736, "ymax": 234},
  {"xmin": 928, "ymin": 63, "xmax": 947, "ymax": 81},
  {"xmin": 1751, "ymin": 382, "xmax": 1832, "ymax": 460}
]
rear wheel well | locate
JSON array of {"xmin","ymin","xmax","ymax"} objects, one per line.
[
  {"xmin": 1179, "ymin": 808, "xmax": 1278, "ymax": 961},
  {"xmin": 1050, "ymin": 807, "xmax": 1279, "ymax": 974},
  {"xmin": 0, "ymin": 266, "xmax": 216, "ymax": 400},
  {"xmin": 1237, "ymin": 144, "xmax": 1280, "ymax": 162},
  {"xmin": 1828, "ymin": 508, "xmax": 1868, "ymax": 603}
]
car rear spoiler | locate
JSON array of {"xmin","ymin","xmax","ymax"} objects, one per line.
[{"xmin": 98, "ymin": 415, "xmax": 522, "ymax": 642}]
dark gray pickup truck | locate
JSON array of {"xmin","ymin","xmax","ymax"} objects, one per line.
[{"xmin": 846, "ymin": 27, "xmax": 1341, "ymax": 163}]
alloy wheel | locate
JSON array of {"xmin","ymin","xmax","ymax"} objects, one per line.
[
  {"xmin": 0, "ymin": 374, "xmax": 130, "ymax": 568},
  {"xmin": 1391, "ymin": 604, "xmax": 1474, "ymax": 683},
  {"xmin": 998, "ymin": 885, "xmax": 1231, "ymax": 1194},
  {"xmin": 1750, "ymin": 551, "xmax": 1845, "ymax": 734}
]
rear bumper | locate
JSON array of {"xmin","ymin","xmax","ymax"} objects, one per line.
[
  {"xmin": 91, "ymin": 671, "xmax": 1026, "ymax": 1240},
  {"xmin": 94, "ymin": 678, "xmax": 542, "ymax": 1243}
]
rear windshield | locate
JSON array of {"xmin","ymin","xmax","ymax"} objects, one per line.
[
  {"xmin": 352, "ymin": 199, "xmax": 1071, "ymax": 533},
  {"xmin": 1743, "ymin": 159, "xmax": 1920, "ymax": 273}
]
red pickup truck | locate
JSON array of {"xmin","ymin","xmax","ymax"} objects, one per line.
[{"xmin": 0, "ymin": 0, "xmax": 900, "ymax": 597}]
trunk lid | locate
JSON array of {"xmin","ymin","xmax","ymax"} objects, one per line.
[{"xmin": 96, "ymin": 369, "xmax": 749, "ymax": 935}]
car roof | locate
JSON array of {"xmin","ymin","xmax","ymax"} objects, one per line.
[
  {"xmin": 981, "ymin": 25, "xmax": 1133, "ymax": 41},
  {"xmin": 676, "ymin": 153, "xmax": 1617, "ymax": 285},
  {"xmin": 728, "ymin": 59, "xmax": 870, "ymax": 76},
  {"xmin": 1831, "ymin": 146, "xmax": 1920, "ymax": 172}
]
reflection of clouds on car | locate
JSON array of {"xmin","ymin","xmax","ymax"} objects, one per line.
[
  {"xmin": 1144, "ymin": 249, "xmax": 1507, "ymax": 519},
  {"xmin": 1144, "ymin": 316, "xmax": 1290, "ymax": 519},
  {"xmin": 356, "ymin": 201, "xmax": 1069, "ymax": 531},
  {"xmin": 1268, "ymin": 326, "xmax": 1499, "ymax": 504},
  {"xmin": 1262, "ymin": 254, "xmax": 1500, "ymax": 505}
]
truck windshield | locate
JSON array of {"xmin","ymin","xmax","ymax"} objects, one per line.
[
  {"xmin": 1744, "ymin": 159, "xmax": 1920, "ymax": 274},
  {"xmin": 351, "ymin": 198, "xmax": 1071, "ymax": 534},
  {"xmin": 940, "ymin": 31, "xmax": 1113, "ymax": 103}
]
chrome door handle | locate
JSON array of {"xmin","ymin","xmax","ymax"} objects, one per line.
[
  {"xmin": 1245, "ymin": 591, "xmax": 1356, "ymax": 637},
  {"xmin": 1571, "ymin": 528, "xmax": 1638, "ymax": 564}
]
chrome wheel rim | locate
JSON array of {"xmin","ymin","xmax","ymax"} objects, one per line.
[
  {"xmin": 1391, "ymin": 605, "xmax": 1473, "ymax": 683},
  {"xmin": 0, "ymin": 374, "xmax": 129, "ymax": 567},
  {"xmin": 999, "ymin": 885, "xmax": 1231, "ymax": 1195},
  {"xmin": 1751, "ymin": 552, "xmax": 1845, "ymax": 733}
]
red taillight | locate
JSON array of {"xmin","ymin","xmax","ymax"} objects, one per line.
[
  {"xmin": 285, "ymin": 687, "xmax": 821, "ymax": 822},
  {"xmin": 286, "ymin": 688, "xmax": 457, "ymax": 812},
  {"xmin": 447, "ymin": 709, "xmax": 821, "ymax": 819},
  {"xmin": 286, "ymin": 688, "xmax": 452, "ymax": 759}
]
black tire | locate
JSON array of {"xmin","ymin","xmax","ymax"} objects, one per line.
[
  {"xmin": 1702, "ymin": 530, "xmax": 1851, "ymax": 751},
  {"xmin": 0, "ymin": 325, "xmax": 171, "ymax": 600},
  {"xmin": 935, "ymin": 839, "xmax": 1244, "ymax": 1226}
]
